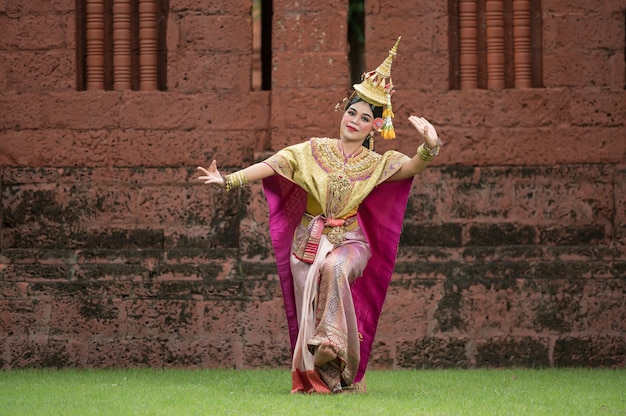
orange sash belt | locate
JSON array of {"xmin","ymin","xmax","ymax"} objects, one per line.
[{"xmin": 293, "ymin": 214, "xmax": 359, "ymax": 263}]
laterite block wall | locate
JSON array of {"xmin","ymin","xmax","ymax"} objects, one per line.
[{"xmin": 0, "ymin": 0, "xmax": 624, "ymax": 370}]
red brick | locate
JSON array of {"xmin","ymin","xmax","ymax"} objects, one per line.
[
  {"xmin": 167, "ymin": 52, "xmax": 251, "ymax": 93},
  {"xmin": 0, "ymin": 15, "xmax": 66, "ymax": 49},
  {"xmin": 273, "ymin": 12, "xmax": 347, "ymax": 52},
  {"xmin": 116, "ymin": 92, "xmax": 270, "ymax": 131},
  {"xmin": 543, "ymin": 9, "xmax": 624, "ymax": 50},
  {"xmin": 367, "ymin": 0, "xmax": 447, "ymax": 15},
  {"xmin": 366, "ymin": 15, "xmax": 449, "ymax": 59},
  {"xmin": 273, "ymin": 0, "xmax": 346, "ymax": 14},
  {"xmin": 268, "ymin": 126, "xmax": 333, "ymax": 151},
  {"xmin": 568, "ymin": 89, "xmax": 625, "ymax": 127},
  {"xmin": 165, "ymin": 338, "xmax": 241, "ymax": 368},
  {"xmin": 239, "ymin": 183, "xmax": 273, "ymax": 263},
  {"xmin": 616, "ymin": 169, "xmax": 626, "ymax": 254},
  {"xmin": 170, "ymin": 0, "xmax": 250, "ymax": 15},
  {"xmin": 7, "ymin": 338, "xmax": 84, "ymax": 368},
  {"xmin": 543, "ymin": 0, "xmax": 614, "ymax": 14},
  {"xmin": 393, "ymin": 52, "xmax": 450, "ymax": 92},
  {"xmin": 543, "ymin": 48, "xmax": 622, "ymax": 88},
  {"xmin": 616, "ymin": 169, "xmax": 626, "ymax": 223},
  {"xmin": 1, "ymin": 50, "xmax": 74, "ymax": 91},
  {"xmin": 488, "ymin": 89, "xmax": 572, "ymax": 127},
  {"xmin": 272, "ymin": 52, "xmax": 349, "ymax": 89},
  {"xmin": 178, "ymin": 15, "xmax": 251, "ymax": 53},
  {"xmin": 86, "ymin": 338, "xmax": 164, "ymax": 368},
  {"xmin": 379, "ymin": 281, "xmax": 442, "ymax": 340},
  {"xmin": 269, "ymin": 87, "xmax": 346, "ymax": 133},
  {"xmin": 3, "ymin": 0, "xmax": 75, "ymax": 15},
  {"xmin": 554, "ymin": 336, "xmax": 626, "ymax": 367}
]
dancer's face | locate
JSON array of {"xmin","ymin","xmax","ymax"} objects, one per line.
[{"xmin": 340, "ymin": 100, "xmax": 375, "ymax": 143}]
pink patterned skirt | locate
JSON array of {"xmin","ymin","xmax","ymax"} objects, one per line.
[{"xmin": 289, "ymin": 221, "xmax": 370, "ymax": 394}]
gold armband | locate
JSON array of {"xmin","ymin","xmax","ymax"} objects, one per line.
[
  {"xmin": 417, "ymin": 142, "xmax": 440, "ymax": 162},
  {"xmin": 223, "ymin": 170, "xmax": 249, "ymax": 192},
  {"xmin": 417, "ymin": 144, "xmax": 433, "ymax": 161}
]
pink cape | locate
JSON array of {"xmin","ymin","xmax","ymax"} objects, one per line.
[{"xmin": 262, "ymin": 175, "xmax": 413, "ymax": 383}]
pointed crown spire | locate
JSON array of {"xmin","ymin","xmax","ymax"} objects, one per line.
[
  {"xmin": 353, "ymin": 36, "xmax": 400, "ymax": 107},
  {"xmin": 353, "ymin": 36, "xmax": 401, "ymax": 140}
]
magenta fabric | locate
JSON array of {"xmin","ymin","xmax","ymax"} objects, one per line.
[{"xmin": 262, "ymin": 175, "xmax": 413, "ymax": 383}]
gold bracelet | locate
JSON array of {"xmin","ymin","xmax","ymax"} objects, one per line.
[
  {"xmin": 424, "ymin": 141, "xmax": 440, "ymax": 157},
  {"xmin": 223, "ymin": 170, "xmax": 249, "ymax": 192},
  {"xmin": 417, "ymin": 144, "xmax": 434, "ymax": 162}
]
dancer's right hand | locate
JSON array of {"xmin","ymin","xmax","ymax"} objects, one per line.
[{"xmin": 197, "ymin": 160, "xmax": 224, "ymax": 188}]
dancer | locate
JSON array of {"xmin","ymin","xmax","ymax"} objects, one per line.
[{"xmin": 197, "ymin": 37, "xmax": 441, "ymax": 393}]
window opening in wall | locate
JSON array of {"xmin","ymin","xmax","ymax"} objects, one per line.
[
  {"xmin": 252, "ymin": 0, "xmax": 273, "ymax": 91},
  {"xmin": 76, "ymin": 0, "xmax": 168, "ymax": 91},
  {"xmin": 348, "ymin": 0, "xmax": 366, "ymax": 85},
  {"xmin": 449, "ymin": 0, "xmax": 542, "ymax": 90}
]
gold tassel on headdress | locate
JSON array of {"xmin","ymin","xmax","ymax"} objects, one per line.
[
  {"xmin": 353, "ymin": 36, "xmax": 401, "ymax": 141},
  {"xmin": 381, "ymin": 94, "xmax": 395, "ymax": 140}
]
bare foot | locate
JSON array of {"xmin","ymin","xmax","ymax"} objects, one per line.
[{"xmin": 313, "ymin": 340, "xmax": 337, "ymax": 367}]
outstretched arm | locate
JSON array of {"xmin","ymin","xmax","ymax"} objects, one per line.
[
  {"xmin": 388, "ymin": 115, "xmax": 441, "ymax": 181},
  {"xmin": 197, "ymin": 160, "xmax": 275, "ymax": 190}
]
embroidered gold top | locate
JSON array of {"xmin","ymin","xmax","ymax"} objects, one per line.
[{"xmin": 264, "ymin": 137, "xmax": 410, "ymax": 219}]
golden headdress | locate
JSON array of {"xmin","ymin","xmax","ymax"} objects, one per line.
[{"xmin": 353, "ymin": 36, "xmax": 401, "ymax": 140}]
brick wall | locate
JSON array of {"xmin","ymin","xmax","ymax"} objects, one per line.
[{"xmin": 0, "ymin": 0, "xmax": 624, "ymax": 369}]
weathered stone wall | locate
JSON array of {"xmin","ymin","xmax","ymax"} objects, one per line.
[{"xmin": 0, "ymin": 0, "xmax": 624, "ymax": 370}]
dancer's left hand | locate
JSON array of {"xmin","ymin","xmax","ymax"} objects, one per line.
[{"xmin": 408, "ymin": 115, "xmax": 440, "ymax": 148}]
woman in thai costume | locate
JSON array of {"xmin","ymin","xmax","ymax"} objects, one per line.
[{"xmin": 197, "ymin": 38, "xmax": 442, "ymax": 394}]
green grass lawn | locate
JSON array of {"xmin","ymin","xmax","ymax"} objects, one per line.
[{"xmin": 0, "ymin": 368, "xmax": 624, "ymax": 415}]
